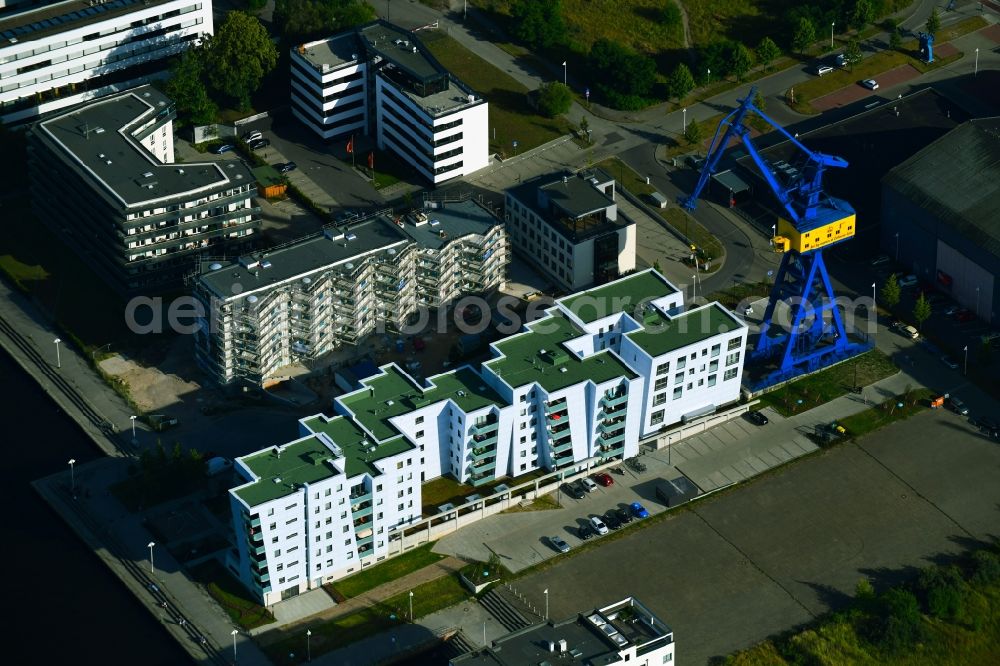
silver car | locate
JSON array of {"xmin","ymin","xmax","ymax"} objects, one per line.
[
  {"xmin": 589, "ymin": 516, "xmax": 609, "ymax": 536},
  {"xmin": 549, "ymin": 535, "xmax": 570, "ymax": 554}
]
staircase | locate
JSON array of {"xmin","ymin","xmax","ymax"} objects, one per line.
[
  {"xmin": 478, "ymin": 588, "xmax": 531, "ymax": 632},
  {"xmin": 442, "ymin": 630, "xmax": 477, "ymax": 658}
]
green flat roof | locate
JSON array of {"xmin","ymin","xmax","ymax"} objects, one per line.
[
  {"xmin": 303, "ymin": 414, "xmax": 416, "ymax": 478},
  {"xmin": 339, "ymin": 365, "xmax": 505, "ymax": 441},
  {"xmin": 234, "ymin": 436, "xmax": 340, "ymax": 507},
  {"xmin": 486, "ymin": 310, "xmax": 637, "ymax": 393},
  {"xmin": 559, "ymin": 271, "xmax": 678, "ymax": 324},
  {"xmin": 626, "ymin": 303, "xmax": 742, "ymax": 357}
]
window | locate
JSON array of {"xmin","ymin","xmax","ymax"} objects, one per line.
[
  {"xmin": 415, "ymin": 431, "xmax": 424, "ymax": 439},
  {"xmin": 728, "ymin": 337, "xmax": 741, "ymax": 350},
  {"xmin": 650, "ymin": 410, "xmax": 664, "ymax": 425},
  {"xmin": 663, "ymin": 653, "xmax": 673, "ymax": 663},
  {"xmin": 726, "ymin": 351, "xmax": 740, "ymax": 366},
  {"xmin": 708, "ymin": 374, "xmax": 717, "ymax": 387},
  {"xmin": 653, "ymin": 392, "xmax": 666, "ymax": 406},
  {"xmin": 397, "ymin": 462, "xmax": 403, "ymax": 470},
  {"xmin": 674, "ymin": 372, "xmax": 684, "ymax": 385},
  {"xmin": 724, "ymin": 368, "xmax": 738, "ymax": 381},
  {"xmin": 673, "ymin": 386, "xmax": 683, "ymax": 400},
  {"xmin": 654, "ymin": 377, "xmax": 669, "ymax": 391},
  {"xmin": 269, "ymin": 523, "xmax": 276, "ymax": 530},
  {"xmin": 342, "ymin": 525, "xmax": 349, "ymax": 533},
  {"xmin": 676, "ymin": 357, "xmax": 686, "ymax": 370},
  {"xmin": 276, "ymin": 563, "xmax": 284, "ymax": 571},
  {"xmin": 709, "ymin": 360, "xmax": 719, "ymax": 372},
  {"xmin": 415, "ymin": 416, "xmax": 424, "ymax": 425}
]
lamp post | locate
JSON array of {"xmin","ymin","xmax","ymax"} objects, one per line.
[
  {"xmin": 975, "ymin": 47, "xmax": 979, "ymax": 76},
  {"xmin": 231, "ymin": 629, "xmax": 239, "ymax": 663},
  {"xmin": 682, "ymin": 107, "xmax": 686, "ymax": 131},
  {"xmin": 691, "ymin": 274, "xmax": 699, "ymax": 301},
  {"xmin": 976, "ymin": 287, "xmax": 981, "ymax": 317},
  {"xmin": 894, "ymin": 232, "xmax": 900, "ymax": 260},
  {"xmin": 562, "ymin": 61, "xmax": 567, "ymax": 86},
  {"xmin": 130, "ymin": 415, "xmax": 138, "ymax": 444},
  {"xmin": 543, "ymin": 588, "xmax": 549, "ymax": 620},
  {"xmin": 306, "ymin": 629, "xmax": 312, "ymax": 662},
  {"xmin": 409, "ymin": 590, "xmax": 414, "ymax": 622},
  {"xmin": 872, "ymin": 282, "xmax": 877, "ymax": 342},
  {"xmin": 68, "ymin": 458, "xmax": 76, "ymax": 494},
  {"xmin": 831, "ymin": 21, "xmax": 835, "ymax": 49},
  {"xmin": 963, "ymin": 345, "xmax": 968, "ymax": 375},
  {"xmin": 706, "ymin": 68, "xmax": 711, "ymax": 86},
  {"xmin": 53, "ymin": 337, "xmax": 62, "ymax": 369},
  {"xmin": 147, "ymin": 541, "xmax": 156, "ymax": 573}
]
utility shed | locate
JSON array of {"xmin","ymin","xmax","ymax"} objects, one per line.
[{"xmin": 252, "ymin": 165, "xmax": 287, "ymax": 198}]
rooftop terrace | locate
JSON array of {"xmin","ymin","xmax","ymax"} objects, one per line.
[
  {"xmin": 559, "ymin": 270, "xmax": 680, "ymax": 324},
  {"xmin": 627, "ymin": 303, "xmax": 744, "ymax": 357},
  {"xmin": 486, "ymin": 310, "xmax": 637, "ymax": 394}
]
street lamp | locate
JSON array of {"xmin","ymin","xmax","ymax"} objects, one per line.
[
  {"xmin": 231, "ymin": 629, "xmax": 239, "ymax": 663},
  {"xmin": 682, "ymin": 107, "xmax": 687, "ymax": 131},
  {"xmin": 543, "ymin": 588, "xmax": 549, "ymax": 620},
  {"xmin": 975, "ymin": 47, "xmax": 979, "ymax": 76},
  {"xmin": 963, "ymin": 345, "xmax": 968, "ymax": 375},
  {"xmin": 691, "ymin": 274, "xmax": 699, "ymax": 301},
  {"xmin": 147, "ymin": 541, "xmax": 156, "ymax": 574},
  {"xmin": 894, "ymin": 232, "xmax": 900, "ymax": 260},
  {"xmin": 409, "ymin": 590, "xmax": 414, "ymax": 622},
  {"xmin": 871, "ymin": 282, "xmax": 877, "ymax": 341},
  {"xmin": 130, "ymin": 415, "xmax": 138, "ymax": 444},
  {"xmin": 562, "ymin": 61, "xmax": 567, "ymax": 86},
  {"xmin": 831, "ymin": 21, "xmax": 835, "ymax": 49},
  {"xmin": 706, "ymin": 68, "xmax": 711, "ymax": 85},
  {"xmin": 976, "ymin": 287, "xmax": 981, "ymax": 317},
  {"xmin": 53, "ymin": 337, "xmax": 62, "ymax": 369},
  {"xmin": 306, "ymin": 629, "xmax": 312, "ymax": 662},
  {"xmin": 68, "ymin": 458, "xmax": 76, "ymax": 495}
]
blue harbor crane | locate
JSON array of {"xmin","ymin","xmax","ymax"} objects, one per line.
[{"xmin": 680, "ymin": 86, "xmax": 871, "ymax": 389}]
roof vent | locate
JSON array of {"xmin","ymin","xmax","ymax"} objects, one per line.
[
  {"xmin": 558, "ymin": 639, "xmax": 568, "ymax": 653},
  {"xmin": 351, "ymin": 53, "xmax": 357, "ymax": 60},
  {"xmin": 559, "ymin": 367, "xmax": 568, "ymax": 373},
  {"xmin": 177, "ymin": 168, "xmax": 185, "ymax": 174},
  {"xmin": 457, "ymin": 390, "xmax": 466, "ymax": 397},
  {"xmin": 345, "ymin": 262, "xmax": 355, "ymax": 270},
  {"xmin": 346, "ymin": 233, "xmax": 357, "ymax": 241},
  {"xmin": 273, "ymin": 477, "xmax": 282, "ymax": 483},
  {"xmin": 385, "ymin": 400, "xmax": 395, "ymax": 406},
  {"xmin": 246, "ymin": 294, "xmax": 259, "ymax": 304},
  {"xmin": 261, "ymin": 260, "xmax": 272, "ymax": 269},
  {"xmin": 142, "ymin": 171, "xmax": 153, "ymax": 178},
  {"xmin": 94, "ymin": 127, "xmax": 105, "ymax": 134},
  {"xmin": 106, "ymin": 160, "xmax": 113, "ymax": 165},
  {"xmin": 387, "ymin": 248, "xmax": 397, "ymax": 256},
  {"xmin": 468, "ymin": 94, "xmax": 475, "ymax": 103},
  {"xmin": 209, "ymin": 262, "xmax": 223, "ymax": 271},
  {"xmin": 548, "ymin": 640, "xmax": 556, "ymax": 653}
]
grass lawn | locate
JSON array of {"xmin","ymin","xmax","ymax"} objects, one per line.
[
  {"xmin": 597, "ymin": 157, "xmax": 725, "ymax": 266},
  {"xmin": 836, "ymin": 388, "xmax": 933, "ymax": 441},
  {"xmin": 190, "ymin": 560, "xmax": 275, "ymax": 631},
  {"xmin": 708, "ymin": 280, "xmax": 773, "ymax": 309},
  {"xmin": 757, "ymin": 350, "xmax": 898, "ymax": 416},
  {"xmin": 381, "ymin": 573, "xmax": 470, "ymax": 619},
  {"xmin": 790, "ymin": 50, "xmax": 911, "ymax": 112},
  {"xmin": 325, "ymin": 543, "xmax": 445, "ymax": 599},
  {"xmin": 503, "ymin": 492, "xmax": 561, "ymax": 513},
  {"xmin": 420, "ymin": 476, "xmax": 479, "ymax": 513},
  {"xmin": 559, "ymin": 0, "xmax": 685, "ymax": 54},
  {"xmin": 420, "ymin": 33, "xmax": 571, "ymax": 155}
]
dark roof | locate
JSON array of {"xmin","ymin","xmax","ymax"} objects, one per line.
[
  {"xmin": 399, "ymin": 199, "xmax": 500, "ymax": 250},
  {"xmin": 883, "ymin": 117, "xmax": 1000, "ymax": 257},
  {"xmin": 359, "ymin": 21, "xmax": 442, "ymax": 81},
  {"xmin": 198, "ymin": 217, "xmax": 409, "ymax": 299},
  {"xmin": 35, "ymin": 85, "xmax": 253, "ymax": 209},
  {"xmin": 453, "ymin": 617, "xmax": 622, "ymax": 666},
  {"xmin": 0, "ymin": 0, "xmax": 177, "ymax": 45},
  {"xmin": 540, "ymin": 173, "xmax": 615, "ymax": 219}
]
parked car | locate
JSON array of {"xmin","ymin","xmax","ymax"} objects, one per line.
[
  {"xmin": 897, "ymin": 274, "xmax": 918, "ymax": 288},
  {"xmin": 147, "ymin": 413, "xmax": 178, "ymax": 431},
  {"xmin": 816, "ymin": 65, "xmax": 834, "ymax": 76},
  {"xmin": 589, "ymin": 516, "xmax": 609, "ymax": 535},
  {"xmin": 249, "ymin": 138, "xmax": 271, "ymax": 150},
  {"xmin": 943, "ymin": 304, "xmax": 961, "ymax": 316},
  {"xmin": 969, "ymin": 416, "xmax": 999, "ymax": 433},
  {"xmin": 580, "ymin": 477, "xmax": 599, "ymax": 493},
  {"xmin": 940, "ymin": 355, "xmax": 959, "ymax": 370},
  {"xmin": 947, "ymin": 396, "xmax": 968, "ymax": 415},
  {"xmin": 571, "ymin": 479, "xmax": 589, "ymax": 496},
  {"xmin": 745, "ymin": 410, "xmax": 769, "ymax": 426},
  {"xmin": 870, "ymin": 254, "xmax": 891, "ymax": 267},
  {"xmin": 561, "ymin": 482, "xmax": 585, "ymax": 500},
  {"xmin": 243, "ymin": 130, "xmax": 263, "ymax": 143},
  {"xmin": 277, "ymin": 161, "xmax": 297, "ymax": 173},
  {"xmin": 955, "ymin": 309, "xmax": 976, "ymax": 323},
  {"xmin": 861, "ymin": 78, "xmax": 879, "ymax": 90},
  {"xmin": 615, "ymin": 507, "xmax": 634, "ymax": 525},
  {"xmin": 630, "ymin": 502, "xmax": 650, "ymax": 519},
  {"xmin": 603, "ymin": 510, "xmax": 622, "ymax": 530},
  {"xmin": 548, "ymin": 535, "xmax": 571, "ymax": 554},
  {"xmin": 577, "ymin": 525, "xmax": 594, "ymax": 541},
  {"xmin": 211, "ymin": 143, "xmax": 234, "ymax": 155},
  {"xmin": 593, "ymin": 472, "xmax": 614, "ymax": 487}
]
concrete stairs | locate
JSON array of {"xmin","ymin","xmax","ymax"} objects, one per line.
[
  {"xmin": 443, "ymin": 630, "xmax": 477, "ymax": 658},
  {"xmin": 478, "ymin": 588, "xmax": 531, "ymax": 632}
]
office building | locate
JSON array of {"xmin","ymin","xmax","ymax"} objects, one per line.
[
  {"xmin": 290, "ymin": 20, "xmax": 489, "ymax": 183},
  {"xmin": 28, "ymin": 84, "xmax": 259, "ymax": 293},
  {"xmin": 193, "ymin": 200, "xmax": 508, "ymax": 385},
  {"xmin": 0, "ymin": 0, "xmax": 213, "ymax": 125},
  {"xmin": 505, "ymin": 169, "xmax": 636, "ymax": 291},
  {"xmin": 228, "ymin": 270, "xmax": 746, "ymax": 602},
  {"xmin": 452, "ymin": 597, "xmax": 675, "ymax": 666}
]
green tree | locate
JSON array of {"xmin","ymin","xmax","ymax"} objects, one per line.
[
  {"xmin": 588, "ymin": 39, "xmax": 657, "ymax": 108},
  {"xmin": 536, "ymin": 82, "xmax": 572, "ymax": 117},
  {"xmin": 684, "ymin": 120, "xmax": 702, "ymax": 146},
  {"xmin": 925, "ymin": 8, "xmax": 941, "ymax": 37},
  {"xmin": 756, "ymin": 36, "xmax": 781, "ymax": 71},
  {"xmin": 881, "ymin": 273, "xmax": 901, "ymax": 310},
  {"xmin": 852, "ymin": 0, "xmax": 874, "ymax": 31},
  {"xmin": 913, "ymin": 292, "xmax": 931, "ymax": 331},
  {"xmin": 792, "ymin": 16, "xmax": 817, "ymax": 54},
  {"xmin": 729, "ymin": 42, "xmax": 755, "ymax": 81},
  {"xmin": 274, "ymin": 0, "xmax": 374, "ymax": 43},
  {"xmin": 165, "ymin": 49, "xmax": 218, "ymax": 125},
  {"xmin": 204, "ymin": 11, "xmax": 278, "ymax": 111},
  {"xmin": 511, "ymin": 0, "xmax": 567, "ymax": 49},
  {"xmin": 666, "ymin": 63, "xmax": 695, "ymax": 101},
  {"xmin": 917, "ymin": 565, "xmax": 966, "ymax": 623},
  {"xmin": 661, "ymin": 0, "xmax": 682, "ymax": 29},
  {"xmin": 877, "ymin": 589, "xmax": 925, "ymax": 654},
  {"xmin": 889, "ymin": 27, "xmax": 902, "ymax": 50},
  {"xmin": 845, "ymin": 38, "xmax": 863, "ymax": 71},
  {"xmin": 971, "ymin": 550, "xmax": 1000, "ymax": 586},
  {"xmin": 752, "ymin": 89, "xmax": 766, "ymax": 112},
  {"xmin": 579, "ymin": 116, "xmax": 590, "ymax": 142}
]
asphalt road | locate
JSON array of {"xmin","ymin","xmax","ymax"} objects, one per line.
[{"xmin": 509, "ymin": 409, "xmax": 1000, "ymax": 664}]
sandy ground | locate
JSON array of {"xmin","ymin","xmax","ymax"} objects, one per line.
[{"xmin": 99, "ymin": 337, "xmax": 202, "ymax": 413}]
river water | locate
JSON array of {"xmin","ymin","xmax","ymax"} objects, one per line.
[{"xmin": 1, "ymin": 352, "xmax": 190, "ymax": 665}]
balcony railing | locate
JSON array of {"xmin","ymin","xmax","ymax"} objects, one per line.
[
  {"xmin": 349, "ymin": 490, "xmax": 372, "ymax": 505},
  {"xmin": 248, "ymin": 516, "xmax": 260, "ymax": 528},
  {"xmin": 469, "ymin": 420, "xmax": 498, "ymax": 436},
  {"xmin": 470, "ymin": 447, "xmax": 495, "ymax": 462},
  {"xmin": 546, "ymin": 412, "xmax": 569, "ymax": 427},
  {"xmin": 599, "ymin": 432, "xmax": 627, "ymax": 447},
  {"xmin": 599, "ymin": 420, "xmax": 626, "ymax": 435},
  {"xmin": 470, "ymin": 459, "xmax": 496, "ymax": 474},
  {"xmin": 598, "ymin": 443, "xmax": 626, "ymax": 458},
  {"xmin": 471, "ymin": 431, "xmax": 498, "ymax": 447},
  {"xmin": 355, "ymin": 534, "xmax": 374, "ymax": 548},
  {"xmin": 601, "ymin": 393, "xmax": 628, "ymax": 408},
  {"xmin": 352, "ymin": 504, "xmax": 373, "ymax": 520},
  {"xmin": 551, "ymin": 439, "xmax": 573, "ymax": 454},
  {"xmin": 545, "ymin": 400, "xmax": 568, "ymax": 415},
  {"xmin": 469, "ymin": 472, "xmax": 496, "ymax": 487},
  {"xmin": 549, "ymin": 426, "xmax": 572, "ymax": 442}
]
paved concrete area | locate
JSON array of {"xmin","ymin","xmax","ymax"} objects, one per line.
[
  {"xmin": 271, "ymin": 588, "xmax": 337, "ymax": 625},
  {"xmin": 812, "ymin": 64, "xmax": 922, "ymax": 111}
]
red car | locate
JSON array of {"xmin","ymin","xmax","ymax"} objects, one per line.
[
  {"xmin": 593, "ymin": 472, "xmax": 614, "ymax": 487},
  {"xmin": 955, "ymin": 309, "xmax": 976, "ymax": 323}
]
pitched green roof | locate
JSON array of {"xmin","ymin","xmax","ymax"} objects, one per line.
[
  {"xmin": 234, "ymin": 436, "xmax": 341, "ymax": 507},
  {"xmin": 339, "ymin": 365, "xmax": 506, "ymax": 441},
  {"xmin": 486, "ymin": 310, "xmax": 637, "ymax": 393},
  {"xmin": 626, "ymin": 303, "xmax": 742, "ymax": 357},
  {"xmin": 303, "ymin": 414, "xmax": 415, "ymax": 477},
  {"xmin": 559, "ymin": 270, "xmax": 679, "ymax": 324}
]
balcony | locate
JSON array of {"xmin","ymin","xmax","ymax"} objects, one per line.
[
  {"xmin": 352, "ymin": 503, "xmax": 373, "ymax": 520},
  {"xmin": 469, "ymin": 472, "xmax": 496, "ymax": 487},
  {"xmin": 549, "ymin": 425, "xmax": 572, "ymax": 441},
  {"xmin": 546, "ymin": 412, "xmax": 569, "ymax": 427},
  {"xmin": 248, "ymin": 516, "xmax": 260, "ymax": 528},
  {"xmin": 470, "ymin": 431, "xmax": 498, "ymax": 447},
  {"xmin": 349, "ymin": 490, "xmax": 372, "ymax": 505},
  {"xmin": 599, "ymin": 420, "xmax": 626, "ymax": 435},
  {"xmin": 250, "ymin": 543, "xmax": 266, "ymax": 557},
  {"xmin": 551, "ymin": 439, "xmax": 573, "ymax": 454},
  {"xmin": 248, "ymin": 529, "xmax": 263, "ymax": 544},
  {"xmin": 598, "ymin": 443, "xmax": 626, "ymax": 458},
  {"xmin": 469, "ymin": 420, "xmax": 498, "ymax": 436},
  {"xmin": 470, "ymin": 446, "xmax": 495, "ymax": 462},
  {"xmin": 470, "ymin": 459, "xmax": 496, "ymax": 474},
  {"xmin": 601, "ymin": 393, "xmax": 628, "ymax": 409},
  {"xmin": 252, "ymin": 570, "xmax": 270, "ymax": 584},
  {"xmin": 355, "ymin": 534, "xmax": 374, "ymax": 548},
  {"xmin": 552, "ymin": 454, "xmax": 575, "ymax": 469},
  {"xmin": 599, "ymin": 432, "xmax": 626, "ymax": 447},
  {"xmin": 545, "ymin": 400, "xmax": 568, "ymax": 415}
]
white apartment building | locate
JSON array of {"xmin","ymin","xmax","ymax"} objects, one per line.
[
  {"xmin": 506, "ymin": 169, "xmax": 637, "ymax": 291},
  {"xmin": 229, "ymin": 270, "xmax": 746, "ymax": 603},
  {"xmin": 290, "ymin": 20, "xmax": 489, "ymax": 184},
  {"xmin": 0, "ymin": 0, "xmax": 213, "ymax": 125},
  {"xmin": 193, "ymin": 199, "xmax": 508, "ymax": 386},
  {"xmin": 28, "ymin": 83, "xmax": 258, "ymax": 293},
  {"xmin": 452, "ymin": 597, "xmax": 675, "ymax": 666}
]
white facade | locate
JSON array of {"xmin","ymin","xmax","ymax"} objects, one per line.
[
  {"xmin": 289, "ymin": 21, "xmax": 490, "ymax": 184},
  {"xmin": 0, "ymin": 0, "xmax": 213, "ymax": 124}
]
